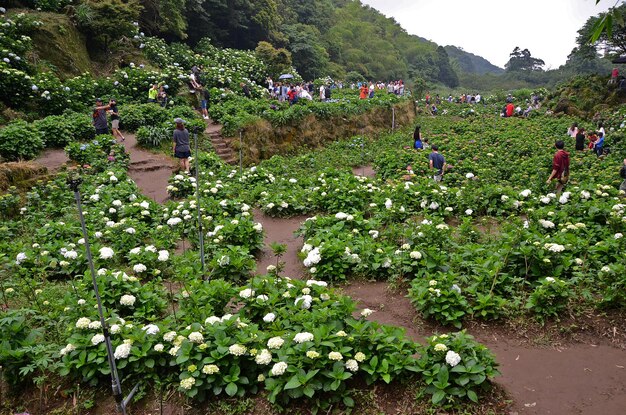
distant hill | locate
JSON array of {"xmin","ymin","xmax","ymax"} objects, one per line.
[{"xmin": 444, "ymin": 45, "xmax": 504, "ymax": 75}]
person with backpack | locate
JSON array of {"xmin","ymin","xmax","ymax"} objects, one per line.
[
  {"xmin": 546, "ymin": 140, "xmax": 570, "ymax": 195},
  {"xmin": 324, "ymin": 84, "xmax": 331, "ymax": 101}
]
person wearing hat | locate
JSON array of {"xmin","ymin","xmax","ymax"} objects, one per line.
[
  {"xmin": 172, "ymin": 118, "xmax": 191, "ymax": 172},
  {"xmin": 92, "ymin": 98, "xmax": 111, "ymax": 135},
  {"xmin": 108, "ymin": 98, "xmax": 125, "ymax": 142}
]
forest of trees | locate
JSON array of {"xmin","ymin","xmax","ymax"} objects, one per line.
[{"xmin": 6, "ymin": 0, "xmax": 623, "ymax": 91}]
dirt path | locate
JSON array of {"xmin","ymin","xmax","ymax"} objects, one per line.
[
  {"xmin": 123, "ymin": 133, "xmax": 175, "ymax": 204},
  {"xmin": 33, "ymin": 132, "xmax": 176, "ymax": 204},
  {"xmin": 342, "ymin": 281, "xmax": 626, "ymax": 415},
  {"xmin": 253, "ymin": 208, "xmax": 307, "ymax": 278}
]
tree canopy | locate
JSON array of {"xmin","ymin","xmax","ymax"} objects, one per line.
[{"xmin": 505, "ymin": 47, "xmax": 545, "ymax": 72}]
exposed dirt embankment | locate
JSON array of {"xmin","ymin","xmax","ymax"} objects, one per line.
[{"xmin": 231, "ymin": 100, "xmax": 416, "ymax": 164}]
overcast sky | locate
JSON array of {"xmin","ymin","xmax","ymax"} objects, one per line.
[{"xmin": 360, "ymin": 0, "xmax": 620, "ymax": 69}]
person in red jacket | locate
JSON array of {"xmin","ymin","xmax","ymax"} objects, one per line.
[
  {"xmin": 546, "ymin": 140, "xmax": 570, "ymax": 195},
  {"xmin": 505, "ymin": 102, "xmax": 515, "ymax": 117}
]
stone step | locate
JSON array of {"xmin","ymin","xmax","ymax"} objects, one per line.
[{"xmin": 129, "ymin": 160, "xmax": 173, "ymax": 172}]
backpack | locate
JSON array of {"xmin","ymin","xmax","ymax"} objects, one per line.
[
  {"xmin": 620, "ymin": 165, "xmax": 626, "ymax": 179},
  {"xmin": 325, "ymin": 86, "xmax": 331, "ymax": 98},
  {"xmin": 559, "ymin": 165, "xmax": 570, "ymax": 185}
]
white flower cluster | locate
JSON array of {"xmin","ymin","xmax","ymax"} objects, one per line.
[
  {"xmin": 114, "ymin": 342, "xmax": 132, "ymax": 359},
  {"xmin": 293, "ymin": 332, "xmax": 314, "ymax": 343},
  {"xmin": 544, "ymin": 243, "xmax": 565, "ymax": 253},
  {"xmin": 303, "ymin": 247, "xmax": 321, "ymax": 267},
  {"xmin": 120, "ymin": 294, "xmax": 136, "ymax": 306},
  {"xmin": 538, "ymin": 219, "xmax": 555, "ymax": 229},
  {"xmin": 229, "ymin": 344, "xmax": 247, "ymax": 356},
  {"xmin": 270, "ymin": 361, "xmax": 288, "ymax": 376},
  {"xmin": 255, "ymin": 349, "xmax": 272, "ymax": 365},
  {"xmin": 445, "ymin": 350, "xmax": 461, "ymax": 367},
  {"xmin": 295, "ymin": 295, "xmax": 313, "ymax": 309}
]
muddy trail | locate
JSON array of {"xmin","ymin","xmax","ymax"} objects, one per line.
[
  {"xmin": 34, "ymin": 132, "xmax": 176, "ymax": 203},
  {"xmin": 33, "ymin": 143, "xmax": 626, "ymax": 414}
]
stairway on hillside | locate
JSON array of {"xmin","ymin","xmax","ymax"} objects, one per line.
[{"xmin": 206, "ymin": 121, "xmax": 237, "ymax": 165}]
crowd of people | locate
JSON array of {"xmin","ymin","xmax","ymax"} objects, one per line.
[{"xmin": 567, "ymin": 122, "xmax": 607, "ymax": 156}]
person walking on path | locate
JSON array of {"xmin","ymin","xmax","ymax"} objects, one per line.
[
  {"xmin": 172, "ymin": 118, "xmax": 191, "ymax": 173},
  {"xmin": 546, "ymin": 140, "xmax": 570, "ymax": 195},
  {"xmin": 429, "ymin": 145, "xmax": 446, "ymax": 182},
  {"xmin": 92, "ymin": 98, "xmax": 110, "ymax": 136},
  {"xmin": 108, "ymin": 98, "xmax": 125, "ymax": 142},
  {"xmin": 200, "ymin": 87, "xmax": 210, "ymax": 119}
]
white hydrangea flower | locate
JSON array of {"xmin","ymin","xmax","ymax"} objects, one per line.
[
  {"xmin": 255, "ymin": 349, "xmax": 273, "ymax": 365},
  {"xmin": 360, "ymin": 308, "xmax": 373, "ymax": 317},
  {"xmin": 91, "ymin": 334, "xmax": 105, "ymax": 345},
  {"xmin": 133, "ymin": 264, "xmax": 147, "ymax": 273},
  {"xmin": 188, "ymin": 332, "xmax": 204, "ymax": 343},
  {"xmin": 445, "ymin": 350, "xmax": 461, "ymax": 367},
  {"xmin": 99, "ymin": 247, "xmax": 114, "ymax": 259},
  {"xmin": 114, "ymin": 343, "xmax": 132, "ymax": 359},
  {"xmin": 76, "ymin": 317, "xmax": 91, "ymax": 329},
  {"xmin": 202, "ymin": 364, "xmax": 220, "ymax": 374},
  {"xmin": 205, "ymin": 316, "xmax": 221, "ymax": 325},
  {"xmin": 142, "ymin": 324, "xmax": 160, "ymax": 335},
  {"xmin": 163, "ymin": 331, "xmax": 177, "ymax": 342},
  {"xmin": 328, "ymin": 352, "xmax": 343, "ymax": 361},
  {"xmin": 120, "ymin": 294, "xmax": 136, "ymax": 306},
  {"xmin": 270, "ymin": 361, "xmax": 288, "ymax": 376},
  {"xmin": 180, "ymin": 377, "xmax": 195, "ymax": 390},
  {"xmin": 263, "ymin": 313, "xmax": 276, "ymax": 323},
  {"xmin": 345, "ymin": 359, "xmax": 359, "ymax": 372},
  {"xmin": 267, "ymin": 336, "xmax": 285, "ymax": 349},
  {"xmin": 293, "ymin": 332, "xmax": 314, "ymax": 343},
  {"xmin": 434, "ymin": 343, "xmax": 448, "ymax": 352},
  {"xmin": 60, "ymin": 343, "xmax": 76, "ymax": 356},
  {"xmin": 63, "ymin": 250, "xmax": 78, "ymax": 259},
  {"xmin": 295, "ymin": 295, "xmax": 313, "ymax": 309},
  {"xmin": 229, "ymin": 344, "xmax": 247, "ymax": 356},
  {"xmin": 239, "ymin": 288, "xmax": 255, "ymax": 299}
]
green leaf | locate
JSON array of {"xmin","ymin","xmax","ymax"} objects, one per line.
[
  {"xmin": 437, "ymin": 365, "xmax": 449, "ymax": 385},
  {"xmin": 343, "ymin": 396, "xmax": 355, "ymax": 407},
  {"xmin": 284, "ymin": 375, "xmax": 302, "ymax": 390},
  {"xmin": 225, "ymin": 382, "xmax": 238, "ymax": 397},
  {"xmin": 467, "ymin": 389, "xmax": 479, "ymax": 403},
  {"xmin": 432, "ymin": 389, "xmax": 446, "ymax": 405},
  {"xmin": 145, "ymin": 358, "xmax": 155, "ymax": 368}
]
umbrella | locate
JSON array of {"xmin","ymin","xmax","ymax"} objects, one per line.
[{"xmin": 278, "ymin": 74, "xmax": 294, "ymax": 80}]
